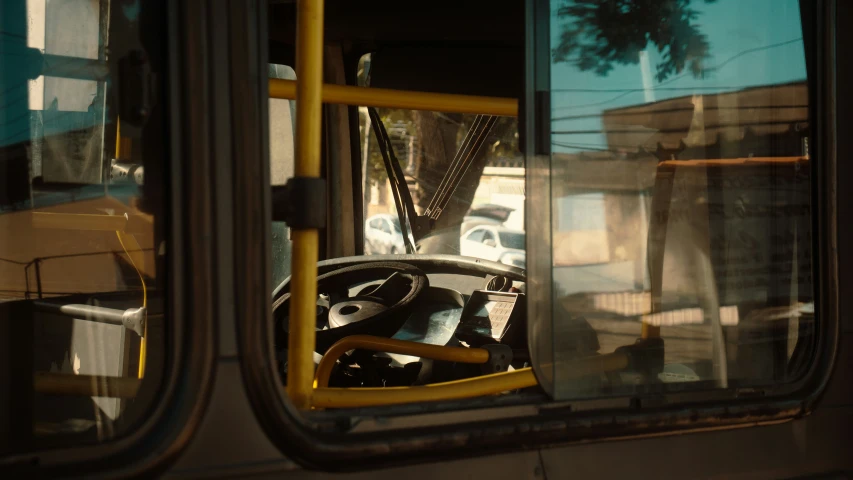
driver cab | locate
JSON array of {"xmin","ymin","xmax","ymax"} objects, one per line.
[
  {"xmin": 268, "ymin": 0, "xmax": 536, "ymax": 407},
  {"xmin": 267, "ymin": 0, "xmax": 813, "ymax": 412}
]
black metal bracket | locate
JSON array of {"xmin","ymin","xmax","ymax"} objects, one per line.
[
  {"xmin": 410, "ymin": 215, "xmax": 433, "ymax": 244},
  {"xmin": 482, "ymin": 344, "xmax": 513, "ymax": 374},
  {"xmin": 272, "ymin": 177, "xmax": 327, "ymax": 229}
]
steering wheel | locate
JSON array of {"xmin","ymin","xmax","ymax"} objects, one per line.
[{"xmin": 273, "ymin": 262, "xmax": 428, "ymax": 354}]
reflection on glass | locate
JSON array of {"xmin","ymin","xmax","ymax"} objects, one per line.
[
  {"xmin": 548, "ymin": 0, "xmax": 812, "ymax": 399},
  {"xmin": 1, "ymin": 0, "xmax": 167, "ymax": 450}
]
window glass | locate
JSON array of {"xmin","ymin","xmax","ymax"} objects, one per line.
[
  {"xmin": 546, "ymin": 0, "xmax": 812, "ymax": 399},
  {"xmin": 269, "ymin": 64, "xmax": 296, "ymax": 289},
  {"xmin": 358, "ymin": 54, "xmax": 524, "ymax": 260},
  {"xmin": 275, "ymin": 51, "xmax": 527, "ymax": 409},
  {"xmin": 466, "ymin": 228, "xmax": 486, "ymax": 243},
  {"xmin": 499, "ymin": 231, "xmax": 524, "ymax": 250},
  {"xmin": 481, "ymin": 230, "xmax": 496, "ymax": 244},
  {"xmin": 1, "ymin": 0, "xmax": 169, "ymax": 451}
]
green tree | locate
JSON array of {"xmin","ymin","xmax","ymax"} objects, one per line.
[
  {"xmin": 552, "ymin": 0, "xmax": 716, "ymax": 82},
  {"xmin": 362, "ymin": 108, "xmax": 416, "ymax": 186}
]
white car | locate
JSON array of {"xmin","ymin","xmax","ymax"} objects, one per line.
[
  {"xmin": 364, "ymin": 214, "xmax": 407, "ymax": 254},
  {"xmin": 460, "ymin": 225, "xmax": 525, "ymax": 268}
]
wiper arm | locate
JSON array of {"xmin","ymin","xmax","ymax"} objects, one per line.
[
  {"xmin": 424, "ymin": 115, "xmax": 498, "ymax": 221},
  {"xmin": 367, "ymin": 110, "xmax": 498, "ymax": 252},
  {"xmin": 368, "ymin": 107, "xmax": 429, "ymax": 253}
]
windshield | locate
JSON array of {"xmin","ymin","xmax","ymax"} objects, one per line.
[
  {"xmin": 358, "ymin": 55, "xmax": 523, "ymax": 260},
  {"xmin": 499, "ymin": 232, "xmax": 525, "ymax": 250},
  {"xmin": 1, "ymin": 0, "xmax": 171, "ymax": 449}
]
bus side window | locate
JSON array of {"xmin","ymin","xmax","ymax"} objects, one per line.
[{"xmin": 539, "ymin": 0, "xmax": 814, "ymax": 399}]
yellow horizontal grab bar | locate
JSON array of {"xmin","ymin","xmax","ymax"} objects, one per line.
[
  {"xmin": 313, "ymin": 367, "xmax": 537, "ymax": 408},
  {"xmin": 34, "ymin": 372, "xmax": 140, "ymax": 398},
  {"xmin": 314, "ymin": 335, "xmax": 491, "ymax": 388},
  {"xmin": 312, "ymin": 351, "xmax": 630, "ymax": 408},
  {"xmin": 269, "ymin": 79, "xmax": 518, "ymax": 117}
]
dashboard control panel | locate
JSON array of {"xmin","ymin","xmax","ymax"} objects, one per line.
[{"xmin": 454, "ymin": 290, "xmax": 525, "ymax": 348}]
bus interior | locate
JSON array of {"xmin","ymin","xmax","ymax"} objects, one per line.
[{"xmin": 1, "ymin": 0, "xmax": 847, "ymax": 477}]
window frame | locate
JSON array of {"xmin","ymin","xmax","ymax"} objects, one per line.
[
  {"xmin": 237, "ymin": 0, "xmax": 840, "ymax": 471},
  {"xmin": 0, "ymin": 0, "xmax": 217, "ymax": 476},
  {"xmin": 529, "ymin": 0, "xmax": 831, "ymax": 401}
]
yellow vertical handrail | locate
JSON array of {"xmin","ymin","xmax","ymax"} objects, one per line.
[
  {"xmin": 116, "ymin": 117, "xmax": 121, "ymax": 159},
  {"xmin": 287, "ymin": 0, "xmax": 325, "ymax": 410}
]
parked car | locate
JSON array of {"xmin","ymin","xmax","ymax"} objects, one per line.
[
  {"xmin": 460, "ymin": 225, "xmax": 525, "ymax": 267},
  {"xmin": 460, "ymin": 204, "xmax": 515, "ymax": 234},
  {"xmin": 364, "ymin": 214, "xmax": 406, "ymax": 254}
]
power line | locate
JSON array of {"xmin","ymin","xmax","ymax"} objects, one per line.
[
  {"xmin": 552, "ymin": 140, "xmax": 642, "ymax": 151},
  {"xmin": 553, "ymin": 85, "xmax": 766, "ymax": 93},
  {"xmin": 0, "ymin": 31, "xmax": 27, "ymax": 41},
  {"xmin": 553, "ymin": 103, "xmax": 807, "ymax": 123},
  {"xmin": 707, "ymin": 38, "xmax": 803, "ymax": 73},
  {"xmin": 552, "ymin": 142, "xmax": 615, "ymax": 152},
  {"xmin": 0, "ymin": 257, "xmax": 29, "ymax": 266},
  {"xmin": 552, "ymin": 118, "xmax": 799, "ymax": 135},
  {"xmin": 552, "ymin": 38, "xmax": 803, "ymax": 112}
]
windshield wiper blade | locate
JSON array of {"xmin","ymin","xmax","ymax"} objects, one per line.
[
  {"xmin": 424, "ymin": 115, "xmax": 498, "ymax": 222},
  {"xmin": 367, "ymin": 110, "xmax": 498, "ymax": 251},
  {"xmin": 368, "ymin": 107, "xmax": 429, "ymax": 253}
]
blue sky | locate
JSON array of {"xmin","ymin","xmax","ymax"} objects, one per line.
[{"xmin": 549, "ymin": 0, "xmax": 808, "ymax": 152}]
